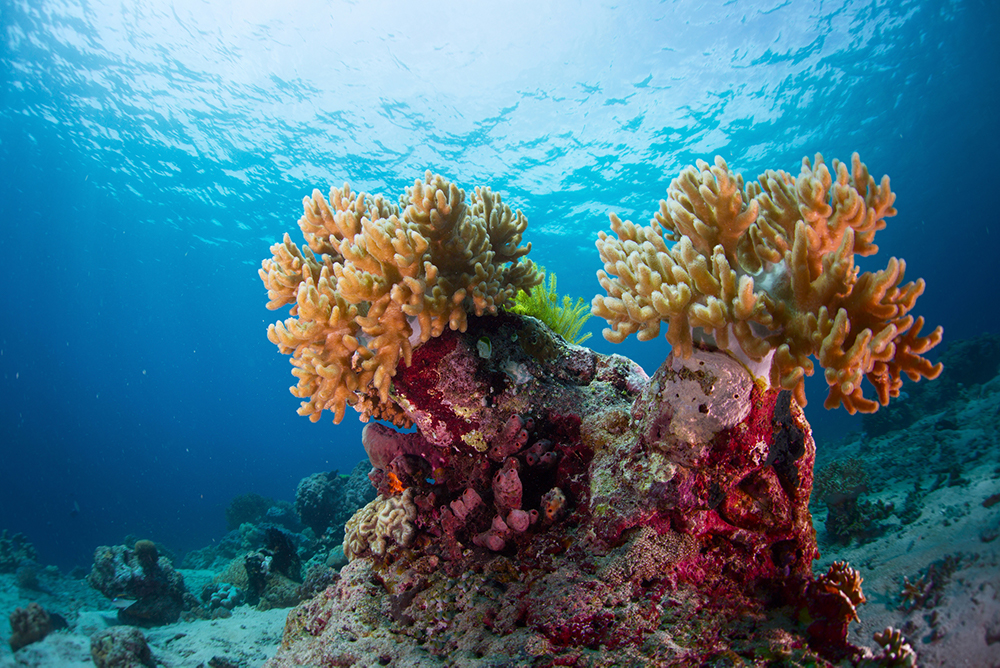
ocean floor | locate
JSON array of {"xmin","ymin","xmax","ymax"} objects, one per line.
[
  {"xmin": 811, "ymin": 374, "xmax": 1000, "ymax": 667},
  {"xmin": 0, "ymin": 569, "xmax": 286, "ymax": 667},
  {"xmin": 818, "ymin": 460, "xmax": 1000, "ymax": 668}
]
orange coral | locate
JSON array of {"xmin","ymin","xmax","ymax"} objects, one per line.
[
  {"xmin": 592, "ymin": 153, "xmax": 942, "ymax": 413},
  {"xmin": 261, "ymin": 173, "xmax": 542, "ymax": 424},
  {"xmin": 815, "ymin": 560, "xmax": 866, "ymax": 623}
]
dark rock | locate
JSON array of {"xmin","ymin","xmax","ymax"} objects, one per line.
[{"xmin": 90, "ymin": 626, "xmax": 154, "ymax": 668}]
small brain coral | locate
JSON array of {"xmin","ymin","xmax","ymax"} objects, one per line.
[
  {"xmin": 592, "ymin": 153, "xmax": 942, "ymax": 413},
  {"xmin": 260, "ymin": 172, "xmax": 542, "ymax": 424},
  {"xmin": 343, "ymin": 489, "xmax": 418, "ymax": 560}
]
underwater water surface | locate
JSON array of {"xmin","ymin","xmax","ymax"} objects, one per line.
[{"xmin": 0, "ymin": 0, "xmax": 996, "ymax": 572}]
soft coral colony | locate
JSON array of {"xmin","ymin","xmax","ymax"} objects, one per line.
[
  {"xmin": 592, "ymin": 152, "xmax": 942, "ymax": 413},
  {"xmin": 259, "ymin": 171, "xmax": 542, "ymax": 425},
  {"xmin": 258, "ymin": 156, "xmax": 931, "ymax": 666}
]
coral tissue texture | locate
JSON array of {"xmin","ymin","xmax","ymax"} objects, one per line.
[
  {"xmin": 260, "ymin": 172, "xmax": 542, "ymax": 425},
  {"xmin": 592, "ymin": 153, "xmax": 942, "ymax": 413}
]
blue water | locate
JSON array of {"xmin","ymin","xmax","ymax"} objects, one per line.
[{"xmin": 1, "ymin": 0, "xmax": 996, "ymax": 572}]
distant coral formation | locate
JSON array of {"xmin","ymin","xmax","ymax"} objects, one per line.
[
  {"xmin": 8, "ymin": 602, "xmax": 53, "ymax": 652},
  {"xmin": 868, "ymin": 626, "xmax": 918, "ymax": 667},
  {"xmin": 0, "ymin": 529, "xmax": 37, "ymax": 573},
  {"xmin": 592, "ymin": 153, "xmax": 942, "ymax": 413},
  {"xmin": 294, "ymin": 466, "xmax": 374, "ymax": 539},
  {"xmin": 863, "ymin": 332, "xmax": 1000, "ymax": 436},
  {"xmin": 87, "ymin": 540, "xmax": 197, "ymax": 626},
  {"xmin": 211, "ymin": 525, "xmax": 309, "ymax": 612},
  {"xmin": 260, "ymin": 172, "xmax": 542, "ymax": 425},
  {"xmin": 224, "ymin": 492, "xmax": 275, "ymax": 531}
]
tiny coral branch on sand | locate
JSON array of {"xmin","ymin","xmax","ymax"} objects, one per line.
[
  {"xmin": 592, "ymin": 153, "xmax": 943, "ymax": 413},
  {"xmin": 260, "ymin": 172, "xmax": 542, "ymax": 425}
]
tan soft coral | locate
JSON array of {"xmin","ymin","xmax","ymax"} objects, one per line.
[
  {"xmin": 261, "ymin": 172, "xmax": 542, "ymax": 424},
  {"xmin": 592, "ymin": 153, "xmax": 942, "ymax": 414}
]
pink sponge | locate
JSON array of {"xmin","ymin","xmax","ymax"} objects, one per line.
[{"xmin": 492, "ymin": 457, "xmax": 523, "ymax": 514}]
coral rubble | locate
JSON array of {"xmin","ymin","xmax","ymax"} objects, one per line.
[
  {"xmin": 267, "ymin": 312, "xmax": 868, "ymax": 666},
  {"xmin": 591, "ymin": 154, "xmax": 942, "ymax": 413}
]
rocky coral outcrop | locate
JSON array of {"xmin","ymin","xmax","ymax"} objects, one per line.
[
  {"xmin": 8, "ymin": 601, "xmax": 53, "ymax": 652},
  {"xmin": 86, "ymin": 540, "xmax": 200, "ymax": 626},
  {"xmin": 268, "ymin": 312, "xmax": 870, "ymax": 666},
  {"xmin": 212, "ymin": 526, "xmax": 309, "ymax": 612},
  {"xmin": 89, "ymin": 626, "xmax": 154, "ymax": 668},
  {"xmin": 294, "ymin": 461, "xmax": 376, "ymax": 538},
  {"xmin": 0, "ymin": 530, "xmax": 37, "ymax": 574}
]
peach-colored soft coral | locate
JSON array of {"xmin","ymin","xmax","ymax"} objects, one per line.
[
  {"xmin": 592, "ymin": 153, "xmax": 942, "ymax": 413},
  {"xmin": 260, "ymin": 173, "xmax": 542, "ymax": 424}
]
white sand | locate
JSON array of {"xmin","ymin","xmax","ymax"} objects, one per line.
[
  {"xmin": 0, "ymin": 570, "xmax": 287, "ymax": 668},
  {"xmin": 814, "ymin": 377, "xmax": 1000, "ymax": 666}
]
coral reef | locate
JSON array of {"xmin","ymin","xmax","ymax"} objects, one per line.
[
  {"xmin": 934, "ymin": 331, "xmax": 1000, "ymax": 388},
  {"xmin": 267, "ymin": 312, "xmax": 878, "ymax": 666},
  {"xmin": 897, "ymin": 553, "xmax": 964, "ymax": 613},
  {"xmin": 865, "ymin": 627, "xmax": 917, "ymax": 668},
  {"xmin": 592, "ymin": 153, "xmax": 942, "ymax": 413},
  {"xmin": 0, "ymin": 529, "xmax": 37, "ymax": 573},
  {"xmin": 294, "ymin": 463, "xmax": 375, "ymax": 539},
  {"xmin": 295, "ymin": 564, "xmax": 340, "ymax": 601},
  {"xmin": 184, "ymin": 522, "xmax": 305, "ymax": 572},
  {"xmin": 212, "ymin": 526, "xmax": 309, "ymax": 612},
  {"xmin": 260, "ymin": 172, "xmax": 542, "ymax": 424},
  {"xmin": 293, "ymin": 472, "xmax": 341, "ymax": 536},
  {"xmin": 342, "ymin": 487, "xmax": 417, "ymax": 560},
  {"xmin": 89, "ymin": 626, "xmax": 154, "ymax": 668},
  {"xmin": 808, "ymin": 560, "xmax": 867, "ymax": 647},
  {"xmin": 810, "ymin": 352, "xmax": 1000, "ymax": 665},
  {"xmin": 201, "ymin": 582, "xmax": 246, "ymax": 616},
  {"xmin": 812, "ymin": 457, "xmax": 894, "ymax": 545},
  {"xmin": 86, "ymin": 540, "xmax": 200, "ymax": 626},
  {"xmin": 15, "ymin": 564, "xmax": 45, "ymax": 592},
  {"xmin": 226, "ymin": 492, "xmax": 274, "ymax": 530},
  {"xmin": 225, "ymin": 493, "xmax": 301, "ymax": 532},
  {"xmin": 182, "ymin": 525, "xmax": 260, "ymax": 571},
  {"xmin": 186, "ymin": 463, "xmax": 370, "ymax": 572},
  {"xmin": 8, "ymin": 601, "xmax": 53, "ymax": 652}
]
